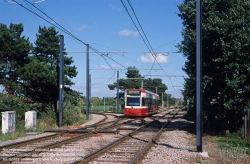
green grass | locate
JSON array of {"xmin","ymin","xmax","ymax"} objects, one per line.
[
  {"xmin": 0, "ymin": 106, "xmax": 125, "ymax": 142},
  {"xmin": 91, "ymin": 106, "xmax": 124, "ymax": 113},
  {"xmin": 218, "ymin": 132, "xmax": 250, "ymax": 154},
  {"xmin": 196, "ymin": 159, "xmax": 202, "ymax": 164},
  {"xmin": 0, "ymin": 120, "xmax": 37, "ymax": 141},
  {"xmin": 0, "ymin": 114, "xmax": 88, "ymax": 142},
  {"xmin": 91, "ymin": 105, "xmax": 114, "ymax": 111}
]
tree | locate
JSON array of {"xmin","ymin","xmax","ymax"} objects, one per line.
[
  {"xmin": 0, "ymin": 23, "xmax": 32, "ymax": 95},
  {"xmin": 21, "ymin": 26, "xmax": 78, "ymax": 113},
  {"xmin": 102, "ymin": 97, "xmax": 116, "ymax": 106},
  {"xmin": 178, "ymin": 0, "xmax": 250, "ymax": 133},
  {"xmin": 108, "ymin": 66, "xmax": 168, "ymax": 100},
  {"xmin": 90, "ymin": 97, "xmax": 100, "ymax": 106},
  {"xmin": 108, "ymin": 66, "xmax": 142, "ymax": 91},
  {"xmin": 143, "ymin": 78, "xmax": 167, "ymax": 94},
  {"xmin": 164, "ymin": 93, "xmax": 178, "ymax": 107}
]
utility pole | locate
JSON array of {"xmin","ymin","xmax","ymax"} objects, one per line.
[
  {"xmin": 196, "ymin": 0, "xmax": 203, "ymax": 152},
  {"xmin": 116, "ymin": 71, "xmax": 120, "ymax": 113},
  {"xmin": 58, "ymin": 35, "xmax": 64, "ymax": 127},
  {"xmin": 104, "ymin": 97, "xmax": 105, "ymax": 111},
  {"xmin": 89, "ymin": 74, "xmax": 91, "ymax": 111},
  {"xmin": 167, "ymin": 93, "xmax": 169, "ymax": 108},
  {"xmin": 159, "ymin": 92, "xmax": 164, "ymax": 108},
  {"xmin": 86, "ymin": 44, "xmax": 90, "ymax": 120},
  {"xmin": 162, "ymin": 92, "xmax": 164, "ymax": 108}
]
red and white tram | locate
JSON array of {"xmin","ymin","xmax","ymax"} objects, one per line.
[{"xmin": 124, "ymin": 88, "xmax": 159, "ymax": 117}]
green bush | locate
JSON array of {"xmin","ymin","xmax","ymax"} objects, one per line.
[
  {"xmin": 39, "ymin": 104, "xmax": 57, "ymax": 125},
  {"xmin": 63, "ymin": 101, "xmax": 84, "ymax": 125},
  {"xmin": 0, "ymin": 95, "xmax": 31, "ymax": 121}
]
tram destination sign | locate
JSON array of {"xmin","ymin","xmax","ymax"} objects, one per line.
[{"xmin": 127, "ymin": 90, "xmax": 140, "ymax": 95}]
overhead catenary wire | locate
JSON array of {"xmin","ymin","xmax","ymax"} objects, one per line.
[
  {"xmin": 89, "ymin": 71, "xmax": 117, "ymax": 86},
  {"xmin": 120, "ymin": 0, "xmax": 182, "ymax": 97},
  {"xmin": 127, "ymin": 0, "xmax": 155, "ymax": 52},
  {"xmin": 126, "ymin": 1, "xmax": 182, "ymax": 87},
  {"xmin": 7, "ymin": 0, "xmax": 183, "ymax": 98},
  {"xmin": 13, "ymin": 0, "xmax": 127, "ymax": 72},
  {"xmin": 153, "ymin": 37, "xmax": 183, "ymax": 50},
  {"xmin": 8, "ymin": 0, "xmax": 125, "ymax": 88},
  {"xmin": 120, "ymin": 0, "xmax": 154, "ymax": 53},
  {"xmin": 22, "ymin": 0, "xmax": 37, "ymax": 14},
  {"xmin": 9, "ymin": 0, "xmax": 127, "ymax": 85},
  {"xmin": 120, "ymin": 0, "xmax": 157, "ymax": 75},
  {"xmin": 32, "ymin": 0, "xmax": 45, "ymax": 11}
]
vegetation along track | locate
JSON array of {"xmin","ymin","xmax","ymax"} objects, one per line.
[
  {"xmin": 0, "ymin": 113, "xmax": 135, "ymax": 163},
  {"xmin": 72, "ymin": 110, "xmax": 178, "ymax": 164}
]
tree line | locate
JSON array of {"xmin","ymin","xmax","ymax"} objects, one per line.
[
  {"xmin": 107, "ymin": 66, "xmax": 179, "ymax": 108},
  {"xmin": 178, "ymin": 0, "xmax": 250, "ymax": 133},
  {"xmin": 0, "ymin": 23, "xmax": 177, "ymax": 121},
  {"xmin": 0, "ymin": 23, "xmax": 82, "ymax": 124}
]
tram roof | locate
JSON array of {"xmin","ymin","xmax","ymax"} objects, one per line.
[{"xmin": 125, "ymin": 88, "xmax": 159, "ymax": 96}]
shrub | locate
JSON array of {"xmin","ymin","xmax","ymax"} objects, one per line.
[
  {"xmin": 0, "ymin": 95, "xmax": 31, "ymax": 121},
  {"xmin": 39, "ymin": 104, "xmax": 57, "ymax": 125},
  {"xmin": 63, "ymin": 101, "xmax": 84, "ymax": 125}
]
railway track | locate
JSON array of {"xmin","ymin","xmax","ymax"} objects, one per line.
[
  {"xmin": 72, "ymin": 110, "xmax": 178, "ymax": 164},
  {"xmin": 0, "ymin": 109, "xmax": 180, "ymax": 163},
  {"xmin": 0, "ymin": 113, "xmax": 134, "ymax": 163}
]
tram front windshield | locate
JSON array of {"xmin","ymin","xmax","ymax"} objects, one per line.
[{"xmin": 126, "ymin": 97, "xmax": 140, "ymax": 106}]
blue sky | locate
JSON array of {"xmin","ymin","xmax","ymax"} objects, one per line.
[{"xmin": 1, "ymin": 0, "xmax": 186, "ymax": 98}]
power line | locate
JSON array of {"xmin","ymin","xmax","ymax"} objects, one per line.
[
  {"xmin": 153, "ymin": 37, "xmax": 183, "ymax": 50},
  {"xmin": 90, "ymin": 68, "xmax": 161, "ymax": 70},
  {"xmin": 65, "ymin": 51, "xmax": 127, "ymax": 55},
  {"xmin": 6, "ymin": 0, "xmax": 129, "ymax": 88},
  {"xmin": 120, "ymin": 0, "xmax": 182, "ymax": 98},
  {"xmin": 9, "ymin": 0, "xmax": 127, "ymax": 72},
  {"xmin": 144, "ymin": 75, "xmax": 187, "ymax": 78},
  {"xmin": 120, "ymin": 0, "xmax": 153, "ymax": 53},
  {"xmin": 7, "ymin": 0, "xmax": 183, "ymax": 98},
  {"xmin": 120, "ymin": 0, "xmax": 157, "ymax": 75},
  {"xmin": 90, "ymin": 71, "xmax": 117, "ymax": 86},
  {"xmin": 121, "ymin": 0, "xmax": 182, "ymax": 98},
  {"xmin": 127, "ymin": 0, "xmax": 154, "ymax": 52}
]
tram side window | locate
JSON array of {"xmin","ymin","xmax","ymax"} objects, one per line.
[
  {"xmin": 149, "ymin": 97, "xmax": 152, "ymax": 106},
  {"xmin": 142, "ymin": 97, "xmax": 147, "ymax": 106},
  {"xmin": 127, "ymin": 97, "xmax": 140, "ymax": 106}
]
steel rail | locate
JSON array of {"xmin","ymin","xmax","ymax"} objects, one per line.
[
  {"xmin": 129, "ymin": 111, "xmax": 178, "ymax": 164},
  {"xmin": 71, "ymin": 118, "xmax": 163, "ymax": 164},
  {"xmin": 0, "ymin": 115, "xmax": 132, "ymax": 162},
  {"xmin": 0, "ymin": 133, "xmax": 60, "ymax": 153},
  {"xmin": 71, "ymin": 128, "xmax": 140, "ymax": 163},
  {"xmin": 72, "ymin": 109, "xmax": 179, "ymax": 164}
]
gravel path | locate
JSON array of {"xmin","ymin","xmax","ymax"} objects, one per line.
[
  {"xmin": 142, "ymin": 115, "xmax": 198, "ymax": 163},
  {"xmin": 1, "ymin": 113, "xmax": 203, "ymax": 163}
]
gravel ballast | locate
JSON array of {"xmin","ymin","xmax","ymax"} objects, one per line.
[{"xmin": 1, "ymin": 113, "xmax": 206, "ymax": 163}]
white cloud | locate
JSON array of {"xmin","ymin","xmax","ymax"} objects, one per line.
[
  {"xmin": 139, "ymin": 53, "xmax": 168, "ymax": 63},
  {"xmin": 109, "ymin": 4, "xmax": 122, "ymax": 11},
  {"xmin": 99, "ymin": 65, "xmax": 110, "ymax": 69},
  {"xmin": 117, "ymin": 29, "xmax": 139, "ymax": 37},
  {"xmin": 98, "ymin": 64, "xmax": 123, "ymax": 70},
  {"xmin": 112, "ymin": 64, "xmax": 117, "ymax": 68},
  {"xmin": 73, "ymin": 25, "xmax": 88, "ymax": 31},
  {"xmin": 156, "ymin": 54, "xmax": 168, "ymax": 63}
]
